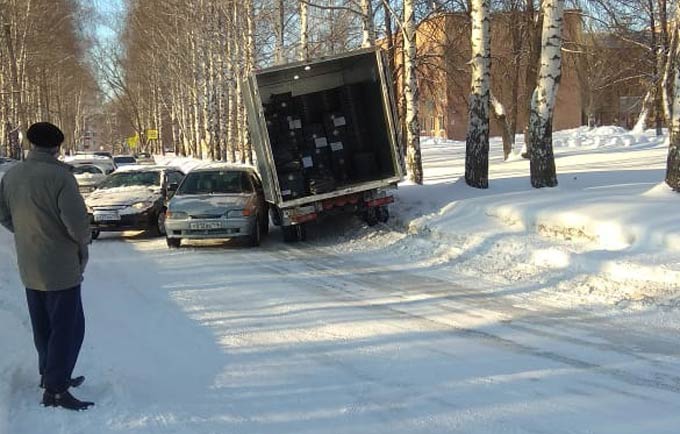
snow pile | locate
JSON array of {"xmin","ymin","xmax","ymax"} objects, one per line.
[
  {"xmin": 0, "ymin": 238, "xmax": 33, "ymax": 430},
  {"xmin": 390, "ymin": 127, "xmax": 678, "ymax": 309},
  {"xmin": 551, "ymin": 126, "xmax": 652, "ymax": 149}
]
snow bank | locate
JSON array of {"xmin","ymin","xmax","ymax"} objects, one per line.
[
  {"xmin": 0, "ymin": 238, "xmax": 33, "ymax": 431},
  {"xmin": 396, "ymin": 127, "xmax": 679, "ymax": 308}
]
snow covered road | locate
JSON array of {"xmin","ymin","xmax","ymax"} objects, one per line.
[{"xmin": 4, "ymin": 224, "xmax": 680, "ymax": 433}]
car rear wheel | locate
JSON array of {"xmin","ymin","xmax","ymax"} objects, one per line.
[
  {"xmin": 166, "ymin": 237, "xmax": 181, "ymax": 249},
  {"xmin": 249, "ymin": 217, "xmax": 262, "ymax": 247},
  {"xmin": 149, "ymin": 209, "xmax": 167, "ymax": 237},
  {"xmin": 261, "ymin": 212, "xmax": 270, "ymax": 236}
]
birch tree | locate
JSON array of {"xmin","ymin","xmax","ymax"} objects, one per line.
[
  {"xmin": 665, "ymin": 3, "xmax": 680, "ymax": 190},
  {"xmin": 404, "ymin": 0, "xmax": 423, "ymax": 184},
  {"xmin": 0, "ymin": 0, "xmax": 96, "ymax": 157},
  {"xmin": 299, "ymin": 0, "xmax": 310, "ymax": 60},
  {"xmin": 274, "ymin": 0, "xmax": 285, "ymax": 64},
  {"xmin": 360, "ymin": 0, "xmax": 375, "ymax": 47},
  {"xmin": 527, "ymin": 0, "xmax": 564, "ymax": 189},
  {"xmin": 465, "ymin": 0, "xmax": 490, "ymax": 189}
]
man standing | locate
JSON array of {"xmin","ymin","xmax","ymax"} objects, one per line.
[{"xmin": 0, "ymin": 122, "xmax": 94, "ymax": 411}]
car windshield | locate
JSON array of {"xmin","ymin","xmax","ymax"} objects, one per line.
[
  {"xmin": 114, "ymin": 156, "xmax": 136, "ymax": 164},
  {"xmin": 98, "ymin": 171, "xmax": 161, "ymax": 189},
  {"xmin": 178, "ymin": 171, "xmax": 252, "ymax": 195},
  {"xmin": 72, "ymin": 165, "xmax": 103, "ymax": 175}
]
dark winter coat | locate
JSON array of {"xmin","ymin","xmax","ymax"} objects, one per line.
[{"xmin": 0, "ymin": 148, "xmax": 90, "ymax": 291}]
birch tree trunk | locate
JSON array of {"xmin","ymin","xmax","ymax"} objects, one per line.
[
  {"xmin": 666, "ymin": 10, "xmax": 680, "ymax": 191},
  {"xmin": 528, "ymin": 0, "xmax": 563, "ymax": 189},
  {"xmin": 633, "ymin": 88, "xmax": 654, "ymax": 134},
  {"xmin": 299, "ymin": 0, "xmax": 310, "ymax": 61},
  {"xmin": 465, "ymin": 0, "xmax": 491, "ymax": 189},
  {"xmin": 360, "ymin": 0, "xmax": 375, "ymax": 48},
  {"xmin": 404, "ymin": 0, "xmax": 423, "ymax": 184},
  {"xmin": 274, "ymin": 0, "xmax": 285, "ymax": 65}
]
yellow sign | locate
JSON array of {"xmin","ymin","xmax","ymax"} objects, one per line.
[
  {"xmin": 145, "ymin": 129, "xmax": 159, "ymax": 140},
  {"xmin": 126, "ymin": 134, "xmax": 139, "ymax": 149}
]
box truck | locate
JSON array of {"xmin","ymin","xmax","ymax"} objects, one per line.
[{"xmin": 243, "ymin": 48, "xmax": 404, "ymax": 242}]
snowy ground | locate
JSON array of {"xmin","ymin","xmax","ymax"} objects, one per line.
[{"xmin": 1, "ymin": 127, "xmax": 679, "ymax": 433}]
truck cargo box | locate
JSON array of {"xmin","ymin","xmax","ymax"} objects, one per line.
[{"xmin": 244, "ymin": 48, "xmax": 404, "ymax": 209}]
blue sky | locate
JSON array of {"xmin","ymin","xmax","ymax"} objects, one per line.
[{"xmin": 90, "ymin": 0, "xmax": 124, "ymax": 42}]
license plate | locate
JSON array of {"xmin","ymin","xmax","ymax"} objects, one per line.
[
  {"xmin": 190, "ymin": 222, "xmax": 222, "ymax": 230},
  {"xmin": 94, "ymin": 212, "xmax": 120, "ymax": 222}
]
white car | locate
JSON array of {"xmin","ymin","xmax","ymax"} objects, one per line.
[
  {"xmin": 71, "ymin": 164, "xmax": 107, "ymax": 196},
  {"xmin": 64, "ymin": 155, "xmax": 116, "ymax": 175},
  {"xmin": 113, "ymin": 155, "xmax": 137, "ymax": 167}
]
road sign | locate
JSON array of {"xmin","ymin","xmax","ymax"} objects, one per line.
[
  {"xmin": 145, "ymin": 129, "xmax": 158, "ymax": 140},
  {"xmin": 126, "ymin": 134, "xmax": 139, "ymax": 149}
]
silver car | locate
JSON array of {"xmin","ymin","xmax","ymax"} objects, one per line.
[
  {"xmin": 164, "ymin": 165, "xmax": 269, "ymax": 248},
  {"xmin": 72, "ymin": 164, "xmax": 107, "ymax": 196}
]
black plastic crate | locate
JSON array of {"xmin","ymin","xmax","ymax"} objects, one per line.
[
  {"xmin": 307, "ymin": 171, "xmax": 336, "ymax": 195},
  {"xmin": 352, "ymin": 152, "xmax": 378, "ymax": 180},
  {"xmin": 279, "ymin": 171, "xmax": 307, "ymax": 200}
]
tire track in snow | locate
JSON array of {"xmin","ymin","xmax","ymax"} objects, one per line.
[{"xmin": 262, "ymin": 241, "xmax": 680, "ymax": 397}]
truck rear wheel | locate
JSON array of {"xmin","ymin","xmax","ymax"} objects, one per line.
[
  {"xmin": 282, "ymin": 224, "xmax": 306, "ymax": 242},
  {"xmin": 377, "ymin": 206, "xmax": 389, "ymax": 223},
  {"xmin": 363, "ymin": 207, "xmax": 378, "ymax": 226},
  {"xmin": 270, "ymin": 207, "xmax": 283, "ymax": 226}
]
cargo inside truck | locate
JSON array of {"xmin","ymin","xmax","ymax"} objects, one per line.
[{"xmin": 255, "ymin": 51, "xmax": 399, "ymax": 202}]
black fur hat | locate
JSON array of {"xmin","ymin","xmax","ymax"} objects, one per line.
[{"xmin": 27, "ymin": 122, "xmax": 64, "ymax": 148}]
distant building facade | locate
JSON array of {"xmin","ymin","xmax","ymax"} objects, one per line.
[{"xmin": 389, "ymin": 10, "xmax": 650, "ymax": 140}]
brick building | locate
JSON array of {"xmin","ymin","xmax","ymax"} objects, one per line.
[{"xmin": 393, "ymin": 11, "xmax": 586, "ymax": 140}]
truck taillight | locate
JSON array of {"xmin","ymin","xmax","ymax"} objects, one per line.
[
  {"xmin": 291, "ymin": 212, "xmax": 317, "ymax": 223},
  {"xmin": 366, "ymin": 196, "xmax": 394, "ymax": 208}
]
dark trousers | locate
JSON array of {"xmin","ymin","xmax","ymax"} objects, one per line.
[{"xmin": 25, "ymin": 285, "xmax": 84, "ymax": 393}]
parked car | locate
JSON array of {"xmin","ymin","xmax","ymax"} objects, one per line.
[
  {"xmin": 165, "ymin": 165, "xmax": 268, "ymax": 248},
  {"xmin": 71, "ymin": 164, "xmax": 107, "ymax": 196},
  {"xmin": 65, "ymin": 155, "xmax": 117, "ymax": 174},
  {"xmin": 86, "ymin": 166, "xmax": 185, "ymax": 239},
  {"xmin": 134, "ymin": 152, "xmax": 155, "ymax": 164},
  {"xmin": 113, "ymin": 155, "xmax": 137, "ymax": 167}
]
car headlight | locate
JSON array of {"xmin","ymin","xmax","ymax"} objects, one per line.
[
  {"xmin": 167, "ymin": 211, "xmax": 188, "ymax": 220},
  {"xmin": 131, "ymin": 201, "xmax": 153, "ymax": 210}
]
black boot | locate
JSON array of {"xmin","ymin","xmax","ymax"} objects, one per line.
[
  {"xmin": 40, "ymin": 376, "xmax": 85, "ymax": 389},
  {"xmin": 42, "ymin": 390, "xmax": 94, "ymax": 411}
]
